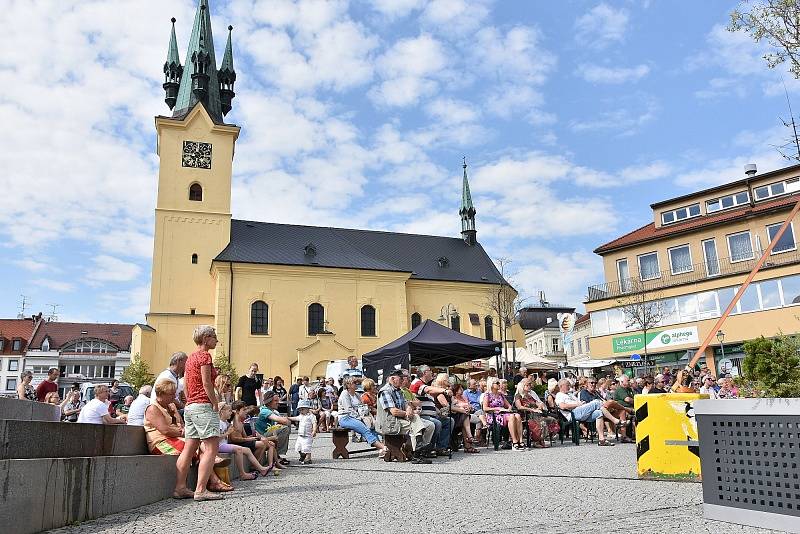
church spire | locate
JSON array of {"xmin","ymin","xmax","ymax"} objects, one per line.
[
  {"xmin": 165, "ymin": 0, "xmax": 236, "ymax": 123},
  {"xmin": 218, "ymin": 25, "xmax": 236, "ymax": 116},
  {"xmin": 163, "ymin": 18, "xmax": 183, "ymax": 110},
  {"xmin": 459, "ymin": 157, "xmax": 477, "ymax": 246}
]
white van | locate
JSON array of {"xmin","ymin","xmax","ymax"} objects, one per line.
[{"xmin": 325, "ymin": 359, "xmax": 359, "ymax": 385}]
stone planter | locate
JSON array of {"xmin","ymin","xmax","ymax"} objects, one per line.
[{"xmin": 695, "ymin": 398, "xmax": 800, "ymax": 533}]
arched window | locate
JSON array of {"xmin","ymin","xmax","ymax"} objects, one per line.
[
  {"xmin": 189, "ymin": 183, "xmax": 203, "ymax": 201},
  {"xmin": 360, "ymin": 305, "xmax": 376, "ymax": 337},
  {"xmin": 251, "ymin": 301, "xmax": 268, "ymax": 335},
  {"xmin": 308, "ymin": 303, "xmax": 324, "ymax": 335},
  {"xmin": 450, "ymin": 314, "xmax": 461, "ymax": 332},
  {"xmin": 191, "ymin": 253, "xmax": 198, "ymax": 264},
  {"xmin": 410, "ymin": 312, "xmax": 422, "ymax": 330},
  {"xmin": 484, "ymin": 316, "xmax": 494, "ymax": 341}
]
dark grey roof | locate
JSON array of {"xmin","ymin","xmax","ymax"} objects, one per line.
[{"xmin": 214, "ymin": 220, "xmax": 506, "ymax": 285}]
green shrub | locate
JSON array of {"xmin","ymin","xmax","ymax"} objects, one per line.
[{"xmin": 739, "ymin": 335, "xmax": 800, "ymax": 398}]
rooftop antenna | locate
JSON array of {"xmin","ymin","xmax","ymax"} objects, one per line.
[
  {"xmin": 17, "ymin": 295, "xmax": 28, "ymax": 319},
  {"xmin": 538, "ymin": 290, "xmax": 549, "ymax": 307},
  {"xmin": 45, "ymin": 303, "xmax": 61, "ymax": 322},
  {"xmin": 774, "ymin": 78, "xmax": 800, "ymax": 162}
]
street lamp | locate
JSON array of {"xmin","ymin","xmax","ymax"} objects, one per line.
[
  {"xmin": 438, "ymin": 304, "xmax": 457, "ymax": 328},
  {"xmin": 716, "ymin": 330, "xmax": 726, "ymax": 374}
]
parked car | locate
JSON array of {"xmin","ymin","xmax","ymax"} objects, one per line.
[{"xmin": 80, "ymin": 382, "xmax": 135, "ymax": 402}]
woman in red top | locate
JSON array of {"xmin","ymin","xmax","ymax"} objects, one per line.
[{"xmin": 175, "ymin": 325, "xmax": 223, "ymax": 501}]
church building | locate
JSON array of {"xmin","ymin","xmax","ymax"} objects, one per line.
[{"xmin": 132, "ymin": 0, "xmax": 517, "ymax": 380}]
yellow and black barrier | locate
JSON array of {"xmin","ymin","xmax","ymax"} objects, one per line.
[{"xmin": 634, "ymin": 393, "xmax": 708, "ymax": 480}]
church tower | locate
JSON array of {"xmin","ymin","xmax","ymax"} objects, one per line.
[
  {"xmin": 138, "ymin": 0, "xmax": 240, "ymax": 366},
  {"xmin": 459, "ymin": 158, "xmax": 477, "ymax": 246}
]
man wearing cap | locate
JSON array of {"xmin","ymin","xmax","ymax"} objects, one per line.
[
  {"xmin": 254, "ymin": 390, "xmax": 292, "ymax": 464},
  {"xmin": 377, "ymin": 369, "xmax": 434, "ymax": 464}
]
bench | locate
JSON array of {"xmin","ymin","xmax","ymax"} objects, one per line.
[
  {"xmin": 382, "ymin": 433, "xmax": 412, "ymax": 462},
  {"xmin": 331, "ymin": 427, "xmax": 378, "ymax": 459}
]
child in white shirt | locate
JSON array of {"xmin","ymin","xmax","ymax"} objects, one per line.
[{"xmin": 294, "ymin": 400, "xmax": 317, "ymax": 464}]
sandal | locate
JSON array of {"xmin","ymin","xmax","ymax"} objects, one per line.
[
  {"xmin": 207, "ymin": 481, "xmax": 234, "ymax": 492},
  {"xmin": 193, "ymin": 491, "xmax": 224, "ymax": 501},
  {"xmin": 598, "ymin": 440, "xmax": 615, "ymax": 447},
  {"xmin": 260, "ymin": 465, "xmax": 273, "ymax": 477},
  {"xmin": 514, "ymin": 443, "xmax": 526, "ymax": 450},
  {"xmin": 464, "ymin": 446, "xmax": 480, "ymax": 453},
  {"xmin": 239, "ymin": 472, "xmax": 257, "ymax": 481},
  {"xmin": 172, "ymin": 489, "xmax": 194, "ymax": 499},
  {"xmin": 278, "ymin": 457, "xmax": 290, "ymax": 466}
]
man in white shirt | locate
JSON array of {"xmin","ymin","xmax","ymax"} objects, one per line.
[
  {"xmin": 77, "ymin": 384, "xmax": 125, "ymax": 425},
  {"xmin": 150, "ymin": 352, "xmax": 187, "ymax": 408},
  {"xmin": 127, "ymin": 385, "xmax": 153, "ymax": 426},
  {"xmin": 298, "ymin": 376, "xmax": 312, "ymax": 400},
  {"xmin": 699, "ymin": 375, "xmax": 720, "ymax": 399},
  {"xmin": 554, "ymin": 378, "xmax": 615, "ymax": 446}
]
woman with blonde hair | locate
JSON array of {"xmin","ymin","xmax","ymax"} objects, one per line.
[
  {"xmin": 360, "ymin": 377, "xmax": 378, "ymax": 418},
  {"xmin": 215, "ymin": 374, "xmax": 233, "ymax": 405}
]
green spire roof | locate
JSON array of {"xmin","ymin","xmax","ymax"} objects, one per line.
[
  {"xmin": 166, "ymin": 17, "xmax": 181, "ymax": 68},
  {"xmin": 460, "ymin": 157, "xmax": 475, "ymax": 216},
  {"xmin": 220, "ymin": 25, "xmax": 234, "ymax": 73},
  {"xmin": 172, "ymin": 0, "xmax": 224, "ymax": 122}
]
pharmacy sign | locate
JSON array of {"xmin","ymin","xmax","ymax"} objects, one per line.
[{"xmin": 612, "ymin": 326, "xmax": 699, "ymax": 354}]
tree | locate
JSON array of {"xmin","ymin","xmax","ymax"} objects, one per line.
[
  {"xmin": 213, "ymin": 349, "xmax": 238, "ymax": 383},
  {"xmin": 616, "ymin": 281, "xmax": 666, "ymax": 375},
  {"xmin": 121, "ymin": 355, "xmax": 154, "ymax": 391},
  {"xmin": 740, "ymin": 334, "xmax": 800, "ymax": 397},
  {"xmin": 729, "ymin": 1, "xmax": 800, "ymax": 79},
  {"xmin": 482, "ymin": 257, "xmax": 528, "ymax": 375}
]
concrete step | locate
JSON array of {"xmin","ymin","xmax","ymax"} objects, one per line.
[
  {"xmin": 0, "ymin": 420, "xmax": 149, "ymax": 459},
  {"xmin": 0, "ymin": 397, "xmax": 60, "ymax": 422},
  {"xmin": 0, "ymin": 454, "xmax": 178, "ymax": 534}
]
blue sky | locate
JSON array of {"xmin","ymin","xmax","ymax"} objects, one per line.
[{"xmin": 1, "ymin": 0, "xmax": 797, "ymax": 323}]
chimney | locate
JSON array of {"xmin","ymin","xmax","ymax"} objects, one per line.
[{"xmin": 744, "ymin": 163, "xmax": 757, "ymax": 176}]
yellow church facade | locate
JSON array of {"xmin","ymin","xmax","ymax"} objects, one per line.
[{"xmin": 132, "ymin": 1, "xmax": 518, "ymax": 380}]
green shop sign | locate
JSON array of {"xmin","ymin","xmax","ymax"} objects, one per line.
[{"xmin": 612, "ymin": 326, "xmax": 699, "ymax": 354}]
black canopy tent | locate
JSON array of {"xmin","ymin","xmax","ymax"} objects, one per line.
[{"xmin": 362, "ymin": 319, "xmax": 501, "ymax": 382}]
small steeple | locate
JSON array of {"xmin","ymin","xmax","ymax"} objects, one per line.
[
  {"xmin": 459, "ymin": 157, "xmax": 477, "ymax": 246},
  {"xmin": 218, "ymin": 25, "xmax": 236, "ymax": 116},
  {"xmin": 163, "ymin": 17, "xmax": 183, "ymax": 110},
  {"xmin": 166, "ymin": 0, "xmax": 236, "ymax": 123}
]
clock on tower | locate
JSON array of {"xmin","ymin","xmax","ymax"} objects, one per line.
[{"xmin": 182, "ymin": 140, "xmax": 212, "ymax": 169}]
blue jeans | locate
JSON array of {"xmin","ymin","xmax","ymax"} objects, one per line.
[
  {"xmin": 338, "ymin": 416, "xmax": 381, "ymax": 445},
  {"xmin": 421, "ymin": 415, "xmax": 452, "ymax": 450},
  {"xmin": 572, "ymin": 399, "xmax": 604, "ymax": 422}
]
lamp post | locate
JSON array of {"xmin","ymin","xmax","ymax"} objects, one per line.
[
  {"xmin": 716, "ymin": 330, "xmax": 725, "ymax": 377},
  {"xmin": 438, "ymin": 304, "xmax": 457, "ymax": 329}
]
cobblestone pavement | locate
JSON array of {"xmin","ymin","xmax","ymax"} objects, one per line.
[{"xmin": 50, "ymin": 436, "xmax": 786, "ymax": 534}]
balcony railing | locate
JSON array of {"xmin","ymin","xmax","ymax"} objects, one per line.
[{"xmin": 586, "ymin": 248, "xmax": 800, "ymax": 302}]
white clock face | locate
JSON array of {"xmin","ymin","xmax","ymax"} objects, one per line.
[{"xmin": 182, "ymin": 140, "xmax": 212, "ymax": 169}]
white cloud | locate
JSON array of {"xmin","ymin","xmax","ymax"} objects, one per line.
[
  {"xmin": 577, "ymin": 63, "xmax": 650, "ymax": 84},
  {"xmin": 694, "ymin": 77, "xmax": 748, "ymax": 100},
  {"xmin": 12, "ymin": 259, "xmax": 50, "ymax": 273},
  {"xmin": 370, "ymin": 0, "xmax": 425, "ymax": 19},
  {"xmin": 574, "ymin": 3, "xmax": 630, "ymax": 49},
  {"xmin": 86, "ymin": 255, "xmax": 142, "ymax": 284},
  {"xmin": 370, "ymin": 34, "xmax": 448, "ymax": 107},
  {"xmin": 31, "ymin": 279, "xmax": 75, "ymax": 293},
  {"xmin": 514, "ymin": 247, "xmax": 604, "ymax": 310},
  {"xmin": 420, "ymin": 0, "xmax": 492, "ymax": 33},
  {"xmin": 569, "ymin": 96, "xmax": 659, "ymax": 136}
]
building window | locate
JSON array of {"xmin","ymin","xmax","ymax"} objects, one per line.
[
  {"xmin": 584, "ymin": 336, "xmax": 590, "ymax": 354},
  {"xmin": 190, "ymin": 308, "xmax": 196, "ymax": 315},
  {"xmin": 754, "ymin": 180, "xmax": 788, "ymax": 201},
  {"xmin": 706, "ymin": 191, "xmax": 749, "ymax": 213},
  {"xmin": 727, "ymin": 231, "xmax": 754, "ymax": 262},
  {"xmin": 41, "ymin": 338, "xmax": 50, "ymax": 352},
  {"xmin": 191, "ymin": 253, "xmax": 198, "ymax": 264},
  {"xmin": 0, "ymin": 339, "xmax": 4, "ymax": 351},
  {"xmin": 551, "ymin": 338, "xmax": 560, "ymax": 353},
  {"xmin": 189, "ymin": 183, "xmax": 203, "ymax": 201},
  {"xmin": 570, "ymin": 341, "xmax": 574, "ymax": 356},
  {"xmin": 637, "ymin": 252, "xmax": 660, "ymax": 281},
  {"xmin": 577, "ymin": 339, "xmax": 583, "ymax": 354},
  {"xmin": 251, "ymin": 301, "xmax": 269, "ymax": 335},
  {"xmin": 668, "ymin": 244, "xmax": 693, "ymax": 275},
  {"xmin": 766, "ymin": 222, "xmax": 796, "ymax": 254},
  {"xmin": 661, "ymin": 203, "xmax": 700, "ymax": 225},
  {"xmin": 484, "ymin": 316, "xmax": 493, "ymax": 340},
  {"xmin": 360, "ymin": 305, "xmax": 376, "ymax": 337},
  {"xmin": 8, "ymin": 360, "xmax": 19, "ymax": 372},
  {"xmin": 101, "ymin": 365, "xmax": 115, "ymax": 378},
  {"xmin": 6, "ymin": 379, "xmax": 16, "ymax": 392},
  {"xmin": 616, "ymin": 259, "xmax": 630, "ymax": 292},
  {"xmin": 450, "ymin": 314, "xmax": 461, "ymax": 332},
  {"xmin": 62, "ymin": 340, "xmax": 114, "ymax": 353},
  {"xmin": 11, "ymin": 339, "xmax": 21, "ymax": 352},
  {"xmin": 411, "ymin": 312, "xmax": 422, "ymax": 330},
  {"xmin": 308, "ymin": 303, "xmax": 325, "ymax": 335},
  {"xmin": 702, "ymin": 239, "xmax": 720, "ymax": 277}
]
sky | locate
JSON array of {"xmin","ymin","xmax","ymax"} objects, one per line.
[{"xmin": 1, "ymin": 0, "xmax": 799, "ymax": 324}]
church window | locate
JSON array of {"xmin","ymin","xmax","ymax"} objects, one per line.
[
  {"xmin": 189, "ymin": 183, "xmax": 203, "ymax": 201},
  {"xmin": 191, "ymin": 253, "xmax": 198, "ymax": 264},
  {"xmin": 251, "ymin": 301, "xmax": 268, "ymax": 335},
  {"xmin": 361, "ymin": 305, "xmax": 376, "ymax": 337},
  {"xmin": 410, "ymin": 312, "xmax": 421, "ymax": 330},
  {"xmin": 450, "ymin": 314, "xmax": 461, "ymax": 332},
  {"xmin": 308, "ymin": 303, "xmax": 324, "ymax": 335},
  {"xmin": 484, "ymin": 316, "xmax": 494, "ymax": 341}
]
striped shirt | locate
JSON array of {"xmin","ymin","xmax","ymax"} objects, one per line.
[
  {"xmin": 378, "ymin": 382, "xmax": 405, "ymax": 412},
  {"xmin": 410, "ymin": 378, "xmax": 438, "ymax": 418}
]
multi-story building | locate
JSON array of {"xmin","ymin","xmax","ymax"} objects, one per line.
[
  {"xmin": 24, "ymin": 321, "xmax": 133, "ymax": 398},
  {"xmin": 519, "ymin": 306, "xmax": 574, "ymax": 368},
  {"xmin": 585, "ymin": 163, "xmax": 800, "ymax": 376},
  {"xmin": 568, "ymin": 314, "xmax": 592, "ymax": 366},
  {"xmin": 0, "ymin": 316, "xmax": 38, "ymax": 396}
]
